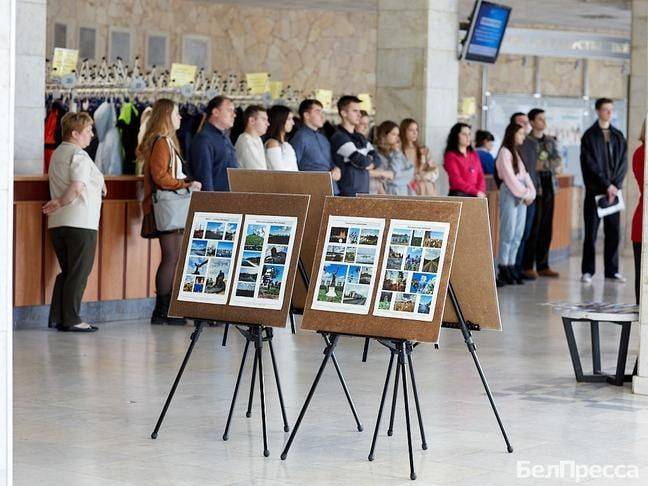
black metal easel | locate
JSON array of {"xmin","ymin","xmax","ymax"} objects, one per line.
[{"xmin": 151, "ymin": 322, "xmax": 290, "ymax": 457}]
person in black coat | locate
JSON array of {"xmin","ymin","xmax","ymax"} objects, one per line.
[{"xmin": 579, "ymin": 98, "xmax": 628, "ymax": 283}]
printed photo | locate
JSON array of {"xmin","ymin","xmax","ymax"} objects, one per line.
[
  {"xmin": 348, "ymin": 228, "xmax": 360, "ymax": 245},
  {"xmin": 344, "ymin": 246, "xmax": 357, "ymax": 263},
  {"xmin": 422, "ymin": 248, "xmax": 441, "ymax": 273},
  {"xmin": 187, "ymin": 257, "xmax": 208, "ymax": 276},
  {"xmin": 259, "ymin": 265, "xmax": 284, "ymax": 300},
  {"xmin": 356, "ymin": 247, "xmax": 376, "ymax": 265},
  {"xmin": 268, "ymin": 225, "xmax": 291, "ymax": 245},
  {"xmin": 244, "ymin": 224, "xmax": 266, "ymax": 251},
  {"xmin": 342, "ymin": 284, "xmax": 370, "ymax": 306},
  {"xmin": 325, "ymin": 244, "xmax": 346, "ymax": 262},
  {"xmin": 190, "ymin": 239, "xmax": 208, "ymax": 256},
  {"xmin": 378, "ymin": 291, "xmax": 393, "ymax": 310},
  {"xmin": 410, "ymin": 229, "xmax": 425, "ymax": 247},
  {"xmin": 346, "ymin": 265, "xmax": 361, "ymax": 284},
  {"xmin": 193, "ymin": 281, "xmax": 204, "ymax": 293},
  {"xmin": 359, "ymin": 228, "xmax": 380, "ymax": 246},
  {"xmin": 241, "ymin": 250, "xmax": 262, "ymax": 267},
  {"xmin": 235, "ymin": 281, "xmax": 256, "ymax": 297},
  {"xmin": 265, "ymin": 245, "xmax": 288, "ymax": 264},
  {"xmin": 205, "ymin": 222, "xmax": 225, "ymax": 240},
  {"xmin": 205, "ymin": 240, "xmax": 218, "ymax": 257},
  {"xmin": 237, "ymin": 267, "xmax": 259, "ymax": 290},
  {"xmin": 391, "ymin": 229, "xmax": 412, "ymax": 246},
  {"xmin": 216, "ymin": 241, "xmax": 234, "ymax": 258},
  {"xmin": 423, "ymin": 230, "xmax": 444, "ymax": 248},
  {"xmin": 410, "ymin": 272, "xmax": 436, "ymax": 295},
  {"xmin": 393, "ymin": 293, "xmax": 416, "ymax": 312},
  {"xmin": 387, "ymin": 245, "xmax": 405, "ymax": 270},
  {"xmin": 182, "ymin": 275, "xmax": 195, "ymax": 292},
  {"xmin": 383, "ymin": 270, "xmax": 407, "ymax": 292},
  {"xmin": 317, "ymin": 263, "xmax": 348, "ymax": 303},
  {"xmin": 404, "ymin": 247, "xmax": 423, "ymax": 271},
  {"xmin": 195, "ymin": 276, "xmax": 205, "ymax": 285},
  {"xmin": 206, "ymin": 259, "xmax": 230, "ymax": 294},
  {"xmin": 193, "ymin": 223, "xmax": 206, "ymax": 239},
  {"xmin": 329, "ymin": 227, "xmax": 348, "ymax": 244},
  {"xmin": 417, "ymin": 295, "xmax": 433, "ymax": 315},
  {"xmin": 359, "ymin": 267, "xmax": 373, "ymax": 285},
  {"xmin": 224, "ymin": 223, "xmax": 238, "ymax": 241}
]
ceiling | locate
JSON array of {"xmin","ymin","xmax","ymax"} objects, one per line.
[{"xmin": 213, "ymin": 0, "xmax": 631, "ymax": 34}]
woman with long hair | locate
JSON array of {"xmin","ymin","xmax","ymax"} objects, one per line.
[
  {"xmin": 375, "ymin": 120, "xmax": 414, "ymax": 195},
  {"xmin": 400, "ymin": 118, "xmax": 439, "ymax": 195},
  {"xmin": 443, "ymin": 122, "xmax": 486, "ymax": 197},
  {"xmin": 495, "ymin": 123, "xmax": 536, "ymax": 286},
  {"xmin": 138, "ymin": 99, "xmax": 201, "ymax": 324},
  {"xmin": 265, "ymin": 105, "xmax": 298, "ymax": 171},
  {"xmin": 632, "ymin": 119, "xmax": 646, "ymax": 304}
]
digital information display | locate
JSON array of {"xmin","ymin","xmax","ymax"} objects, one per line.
[{"xmin": 463, "ymin": 1, "xmax": 511, "ymax": 64}]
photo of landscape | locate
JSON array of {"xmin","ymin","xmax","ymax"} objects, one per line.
[
  {"xmin": 325, "ymin": 244, "xmax": 345, "ymax": 262},
  {"xmin": 404, "ymin": 247, "xmax": 423, "ymax": 271},
  {"xmin": 183, "ymin": 275, "xmax": 195, "ymax": 292},
  {"xmin": 393, "ymin": 293, "xmax": 415, "ymax": 312},
  {"xmin": 342, "ymin": 284, "xmax": 369, "ymax": 305},
  {"xmin": 317, "ymin": 263, "xmax": 348, "ymax": 303},
  {"xmin": 244, "ymin": 225, "xmax": 265, "ymax": 251},
  {"xmin": 387, "ymin": 246, "xmax": 405, "ymax": 270},
  {"xmin": 241, "ymin": 250, "xmax": 261, "ymax": 267},
  {"xmin": 216, "ymin": 241, "xmax": 234, "ymax": 258},
  {"xmin": 205, "ymin": 222, "xmax": 225, "ymax": 240},
  {"xmin": 417, "ymin": 295, "xmax": 433, "ymax": 314},
  {"xmin": 329, "ymin": 227, "xmax": 348, "ymax": 244},
  {"xmin": 344, "ymin": 246, "xmax": 356, "ymax": 263},
  {"xmin": 359, "ymin": 228, "xmax": 380, "ymax": 246},
  {"xmin": 410, "ymin": 229, "xmax": 425, "ymax": 247},
  {"xmin": 356, "ymin": 247, "xmax": 376, "ymax": 264},
  {"xmin": 422, "ymin": 230, "xmax": 444, "ymax": 248},
  {"xmin": 422, "ymin": 248, "xmax": 441, "ymax": 273},
  {"xmin": 268, "ymin": 225, "xmax": 291, "ymax": 245},
  {"xmin": 224, "ymin": 223, "xmax": 238, "ymax": 241},
  {"xmin": 346, "ymin": 265, "xmax": 361, "ymax": 284},
  {"xmin": 391, "ymin": 229, "xmax": 411, "ymax": 246},
  {"xmin": 383, "ymin": 270, "xmax": 407, "ymax": 292},
  {"xmin": 348, "ymin": 227, "xmax": 360, "ymax": 245},
  {"xmin": 378, "ymin": 291, "xmax": 392, "ymax": 310},
  {"xmin": 190, "ymin": 240, "xmax": 207, "ymax": 257},
  {"xmin": 205, "ymin": 240, "xmax": 217, "ymax": 257}
]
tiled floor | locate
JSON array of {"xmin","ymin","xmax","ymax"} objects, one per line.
[{"xmin": 14, "ymin": 256, "xmax": 648, "ymax": 485}]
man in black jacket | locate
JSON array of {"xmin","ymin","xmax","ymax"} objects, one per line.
[{"xmin": 580, "ymin": 98, "xmax": 628, "ymax": 283}]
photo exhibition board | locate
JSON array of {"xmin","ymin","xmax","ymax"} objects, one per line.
[
  {"xmin": 301, "ymin": 197, "xmax": 462, "ymax": 343},
  {"xmin": 228, "ymin": 169, "xmax": 334, "ymax": 311},
  {"xmin": 361, "ymin": 195, "xmax": 502, "ymax": 331},
  {"xmin": 169, "ymin": 192, "xmax": 310, "ymax": 328}
]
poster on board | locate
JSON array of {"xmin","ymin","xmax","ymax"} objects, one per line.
[
  {"xmin": 373, "ymin": 219, "xmax": 450, "ymax": 322},
  {"xmin": 178, "ymin": 212, "xmax": 243, "ymax": 304},
  {"xmin": 311, "ymin": 216, "xmax": 386, "ymax": 315},
  {"xmin": 229, "ymin": 215, "xmax": 298, "ymax": 310}
]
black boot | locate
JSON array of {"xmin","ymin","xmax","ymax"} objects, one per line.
[
  {"xmin": 510, "ymin": 266, "xmax": 524, "ymax": 285},
  {"xmin": 151, "ymin": 294, "xmax": 166, "ymax": 325},
  {"xmin": 160, "ymin": 294, "xmax": 187, "ymax": 326},
  {"xmin": 497, "ymin": 265, "xmax": 512, "ymax": 286}
]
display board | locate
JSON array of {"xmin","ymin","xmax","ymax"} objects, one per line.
[
  {"xmin": 228, "ymin": 169, "xmax": 334, "ymax": 310},
  {"xmin": 169, "ymin": 192, "xmax": 310, "ymax": 328},
  {"xmin": 363, "ymin": 195, "xmax": 502, "ymax": 331},
  {"xmin": 301, "ymin": 197, "xmax": 462, "ymax": 343}
]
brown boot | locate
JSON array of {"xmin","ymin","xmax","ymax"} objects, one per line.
[
  {"xmin": 521, "ymin": 269, "xmax": 538, "ymax": 280},
  {"xmin": 538, "ymin": 268, "xmax": 560, "ymax": 278}
]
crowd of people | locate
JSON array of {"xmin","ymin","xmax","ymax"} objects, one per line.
[{"xmin": 41, "ymin": 93, "xmax": 643, "ymax": 329}]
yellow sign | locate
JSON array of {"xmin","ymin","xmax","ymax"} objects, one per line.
[
  {"xmin": 315, "ymin": 89, "xmax": 333, "ymax": 111},
  {"xmin": 170, "ymin": 63, "xmax": 197, "ymax": 87},
  {"xmin": 461, "ymin": 97, "xmax": 477, "ymax": 117},
  {"xmin": 268, "ymin": 81, "xmax": 284, "ymax": 100},
  {"xmin": 358, "ymin": 93, "xmax": 373, "ymax": 113},
  {"xmin": 246, "ymin": 72, "xmax": 270, "ymax": 95},
  {"xmin": 52, "ymin": 48, "xmax": 79, "ymax": 77}
]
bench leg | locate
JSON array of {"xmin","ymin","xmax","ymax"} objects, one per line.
[
  {"xmin": 590, "ymin": 321, "xmax": 601, "ymax": 374},
  {"xmin": 610, "ymin": 322, "xmax": 632, "ymax": 386},
  {"xmin": 563, "ymin": 318, "xmax": 585, "ymax": 382}
]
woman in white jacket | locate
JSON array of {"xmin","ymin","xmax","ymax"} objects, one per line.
[
  {"xmin": 496, "ymin": 122, "xmax": 536, "ymax": 286},
  {"xmin": 265, "ymin": 105, "xmax": 298, "ymax": 171}
]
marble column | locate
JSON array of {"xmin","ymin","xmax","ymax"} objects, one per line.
[
  {"xmin": 14, "ymin": 0, "xmax": 46, "ymax": 174},
  {"xmin": 631, "ymin": 0, "xmax": 648, "ymax": 395},
  {"xmin": 375, "ymin": 0, "xmax": 459, "ymax": 195},
  {"xmin": 0, "ymin": 0, "xmax": 15, "ymax": 482}
]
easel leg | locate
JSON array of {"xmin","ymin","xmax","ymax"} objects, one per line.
[
  {"xmin": 387, "ymin": 355, "xmax": 400, "ymax": 437},
  {"xmin": 151, "ymin": 322, "xmax": 204, "ymax": 439},
  {"xmin": 362, "ymin": 337, "xmax": 370, "ymax": 362},
  {"xmin": 223, "ymin": 339, "xmax": 251, "ymax": 441},
  {"xmin": 222, "ymin": 323, "xmax": 229, "ymax": 347},
  {"xmin": 323, "ymin": 334, "xmax": 363, "ymax": 432},
  {"xmin": 246, "ymin": 348, "xmax": 258, "ymax": 418},
  {"xmin": 289, "ymin": 312, "xmax": 296, "ymax": 334},
  {"xmin": 255, "ymin": 329, "xmax": 270, "ymax": 457},
  {"xmin": 266, "ymin": 327, "xmax": 290, "ymax": 432},
  {"xmin": 368, "ymin": 349, "xmax": 396, "ymax": 461},
  {"xmin": 406, "ymin": 344, "xmax": 427, "ymax": 450},
  {"xmin": 398, "ymin": 343, "xmax": 416, "ymax": 481},
  {"xmin": 281, "ymin": 334, "xmax": 340, "ymax": 460}
]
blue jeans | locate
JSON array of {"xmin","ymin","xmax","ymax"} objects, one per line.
[
  {"xmin": 499, "ymin": 186, "xmax": 527, "ymax": 266},
  {"xmin": 515, "ymin": 200, "xmax": 536, "ymax": 270}
]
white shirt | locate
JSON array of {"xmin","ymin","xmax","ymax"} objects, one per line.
[
  {"xmin": 235, "ymin": 132, "xmax": 267, "ymax": 170},
  {"xmin": 265, "ymin": 141, "xmax": 298, "ymax": 171}
]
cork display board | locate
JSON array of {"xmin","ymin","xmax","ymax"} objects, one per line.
[
  {"xmin": 228, "ymin": 169, "xmax": 334, "ymax": 311},
  {"xmin": 362, "ymin": 195, "xmax": 501, "ymax": 331},
  {"xmin": 301, "ymin": 197, "xmax": 462, "ymax": 343},
  {"xmin": 169, "ymin": 191, "xmax": 310, "ymax": 328}
]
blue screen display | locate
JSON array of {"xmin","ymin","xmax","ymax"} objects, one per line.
[{"xmin": 465, "ymin": 1, "xmax": 511, "ymax": 63}]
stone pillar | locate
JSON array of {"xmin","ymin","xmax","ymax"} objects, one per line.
[
  {"xmin": 14, "ymin": 0, "xmax": 46, "ymax": 174},
  {"xmin": 375, "ymin": 0, "xmax": 459, "ymax": 195},
  {"xmin": 0, "ymin": 0, "xmax": 15, "ymax": 482},
  {"xmin": 631, "ymin": 0, "xmax": 648, "ymax": 395}
]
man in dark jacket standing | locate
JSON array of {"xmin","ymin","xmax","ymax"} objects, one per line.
[
  {"xmin": 580, "ymin": 98, "xmax": 628, "ymax": 283},
  {"xmin": 330, "ymin": 95, "xmax": 375, "ymax": 196}
]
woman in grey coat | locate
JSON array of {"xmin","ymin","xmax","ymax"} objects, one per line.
[{"xmin": 375, "ymin": 121, "xmax": 415, "ymax": 196}]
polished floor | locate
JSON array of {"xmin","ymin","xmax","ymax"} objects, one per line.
[{"xmin": 14, "ymin": 255, "xmax": 648, "ymax": 485}]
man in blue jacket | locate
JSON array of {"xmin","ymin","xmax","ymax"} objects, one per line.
[
  {"xmin": 330, "ymin": 95, "xmax": 376, "ymax": 196},
  {"xmin": 190, "ymin": 96, "xmax": 239, "ymax": 191}
]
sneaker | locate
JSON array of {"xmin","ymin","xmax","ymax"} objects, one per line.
[
  {"xmin": 538, "ymin": 268, "xmax": 560, "ymax": 278},
  {"xmin": 606, "ymin": 273, "xmax": 627, "ymax": 283},
  {"xmin": 581, "ymin": 273, "xmax": 593, "ymax": 283}
]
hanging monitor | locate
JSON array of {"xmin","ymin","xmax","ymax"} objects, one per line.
[{"xmin": 461, "ymin": 0, "xmax": 511, "ymax": 64}]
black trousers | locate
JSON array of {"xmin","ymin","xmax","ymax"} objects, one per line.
[
  {"xmin": 634, "ymin": 242, "xmax": 642, "ymax": 305},
  {"xmin": 581, "ymin": 193, "xmax": 620, "ymax": 277},
  {"xmin": 523, "ymin": 171, "xmax": 554, "ymax": 271},
  {"xmin": 48, "ymin": 227, "xmax": 98, "ymax": 327}
]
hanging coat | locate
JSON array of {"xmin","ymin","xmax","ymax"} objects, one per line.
[{"xmin": 94, "ymin": 101, "xmax": 123, "ymax": 175}]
